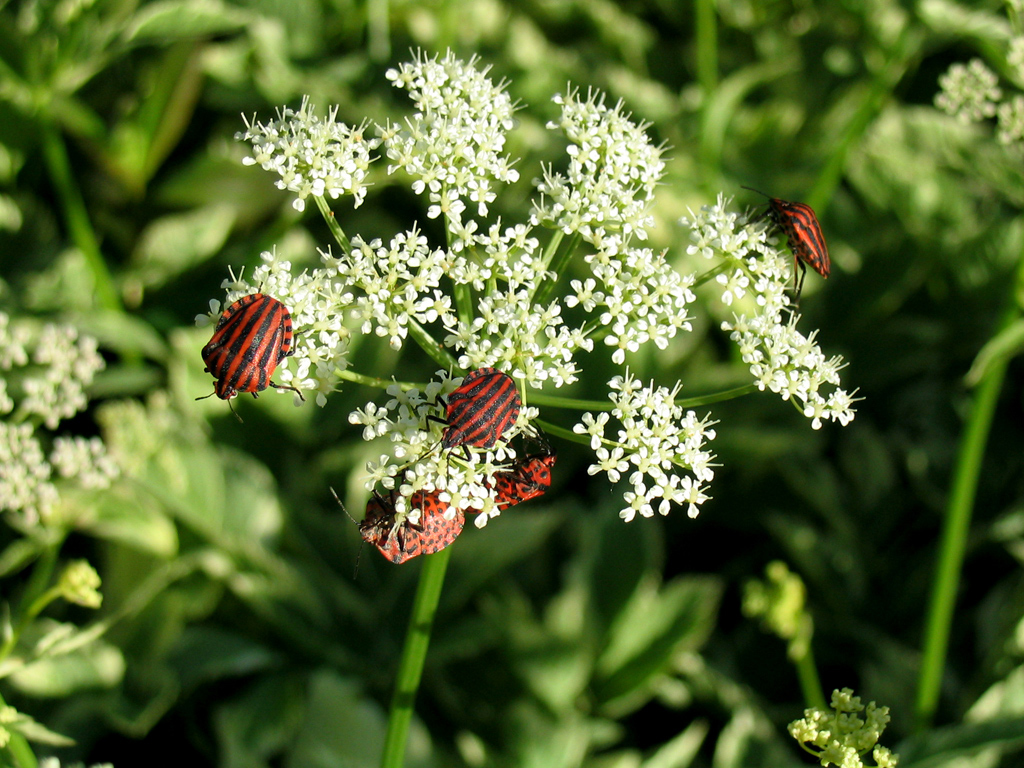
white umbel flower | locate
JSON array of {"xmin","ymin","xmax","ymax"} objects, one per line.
[{"xmin": 237, "ymin": 96, "xmax": 380, "ymax": 212}]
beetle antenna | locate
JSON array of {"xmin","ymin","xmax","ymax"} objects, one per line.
[{"xmin": 740, "ymin": 185, "xmax": 772, "ymax": 199}]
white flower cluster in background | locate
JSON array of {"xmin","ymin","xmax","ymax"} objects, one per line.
[
  {"xmin": 0, "ymin": 313, "xmax": 119, "ymax": 527},
  {"xmin": 682, "ymin": 196, "xmax": 857, "ymax": 429},
  {"xmin": 934, "ymin": 52, "xmax": 1024, "ymax": 145},
  {"xmin": 0, "ymin": 422, "xmax": 58, "ymax": 527},
  {"xmin": 575, "ymin": 371, "xmax": 715, "ymax": 521},
  {"xmin": 0, "ymin": 314, "xmax": 105, "ymax": 430},
  {"xmin": 237, "ymin": 96, "xmax": 381, "ymax": 212}
]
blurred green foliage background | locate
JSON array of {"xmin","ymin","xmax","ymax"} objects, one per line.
[{"xmin": 3, "ymin": 0, "xmax": 1024, "ymax": 766}]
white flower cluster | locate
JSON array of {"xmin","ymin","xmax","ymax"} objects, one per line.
[
  {"xmin": 936, "ymin": 58, "xmax": 1001, "ymax": 123},
  {"xmin": 533, "ymin": 87, "xmax": 665, "ymax": 255},
  {"xmin": 997, "ymin": 95, "xmax": 1024, "ymax": 144},
  {"xmin": 0, "ymin": 313, "xmax": 120, "ymax": 527},
  {"xmin": 789, "ymin": 688, "xmax": 898, "ymax": 768},
  {"xmin": 682, "ymin": 196, "xmax": 857, "ymax": 429},
  {"xmin": 222, "ymin": 52, "xmax": 854, "ymax": 523},
  {"xmin": 0, "ymin": 422, "xmax": 58, "ymax": 527},
  {"xmin": 25, "ymin": 323, "xmax": 105, "ymax": 430},
  {"xmin": 574, "ymin": 372, "xmax": 716, "ymax": 522},
  {"xmin": 382, "ymin": 50, "xmax": 520, "ymax": 238},
  {"xmin": 349, "ymin": 372, "xmax": 539, "ymax": 524},
  {"xmin": 237, "ymin": 96, "xmax": 380, "ymax": 212},
  {"xmin": 933, "ymin": 41, "xmax": 1024, "ymax": 145},
  {"xmin": 51, "ymin": 436, "xmax": 120, "ymax": 490},
  {"xmin": 441, "ymin": 222, "xmax": 592, "ymax": 386},
  {"xmin": 570, "ymin": 247, "xmax": 695, "ymax": 365},
  {"xmin": 0, "ymin": 313, "xmax": 105, "ymax": 429},
  {"xmin": 324, "ymin": 228, "xmax": 455, "ymax": 350}
]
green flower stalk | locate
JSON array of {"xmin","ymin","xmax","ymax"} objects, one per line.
[{"xmin": 743, "ymin": 560, "xmax": 823, "ymax": 709}]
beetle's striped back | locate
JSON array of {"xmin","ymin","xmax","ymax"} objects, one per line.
[
  {"xmin": 201, "ymin": 293, "xmax": 294, "ymax": 400},
  {"xmin": 442, "ymin": 368, "xmax": 521, "ymax": 450},
  {"xmin": 767, "ymin": 198, "xmax": 831, "ymax": 278}
]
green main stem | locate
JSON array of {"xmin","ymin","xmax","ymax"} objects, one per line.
[
  {"xmin": 380, "ymin": 546, "xmax": 453, "ymax": 768},
  {"xmin": 914, "ymin": 251, "xmax": 1024, "ymax": 729}
]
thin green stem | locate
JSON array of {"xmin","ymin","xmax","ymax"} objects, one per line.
[
  {"xmin": 695, "ymin": 0, "xmax": 718, "ymax": 98},
  {"xmin": 528, "ymin": 383, "xmax": 757, "ymax": 412},
  {"xmin": 380, "ymin": 546, "xmax": 452, "ymax": 768},
  {"xmin": 808, "ymin": 26, "xmax": 922, "ymax": 214},
  {"xmin": 367, "ymin": 0, "xmax": 391, "ymax": 62},
  {"xmin": 692, "ymin": 262, "xmax": 729, "ymax": 290},
  {"xmin": 407, "ymin": 319, "xmax": 460, "ymax": 371},
  {"xmin": 914, "ymin": 252, "xmax": 1024, "ymax": 730},
  {"xmin": 0, "ymin": 541, "xmax": 62, "ymax": 664},
  {"xmin": 40, "ymin": 120, "xmax": 120, "ymax": 312},
  {"xmin": 335, "ymin": 369, "xmax": 409, "ymax": 391},
  {"xmin": 533, "ymin": 417, "xmax": 586, "ymax": 446},
  {"xmin": 533, "ymin": 231, "xmax": 580, "ymax": 306},
  {"xmin": 794, "ymin": 642, "xmax": 826, "ymax": 711},
  {"xmin": 314, "ymin": 195, "xmax": 353, "ymax": 257},
  {"xmin": 537, "ymin": 228, "xmax": 565, "ymax": 277}
]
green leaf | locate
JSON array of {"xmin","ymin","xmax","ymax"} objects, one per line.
[
  {"xmin": 593, "ymin": 575, "xmax": 723, "ymax": 709},
  {"xmin": 965, "ymin": 318, "xmax": 1024, "ymax": 386},
  {"xmin": 124, "ymin": 0, "xmax": 249, "ymax": 43},
  {"xmin": 71, "ymin": 484, "xmax": 178, "ymax": 558},
  {"xmin": 444, "ymin": 508, "xmax": 564, "ymax": 609},
  {"xmin": 897, "ymin": 716, "xmax": 1024, "ymax": 767},
  {"xmin": 8, "ymin": 634, "xmax": 125, "ymax": 697},
  {"xmin": 641, "ymin": 719, "xmax": 709, "ymax": 768},
  {"xmin": 0, "ymin": 538, "xmax": 44, "ymax": 578},
  {"xmin": 73, "ymin": 309, "xmax": 171, "ymax": 362},
  {"xmin": 713, "ymin": 707, "xmax": 803, "ymax": 768},
  {"xmin": 169, "ymin": 626, "xmax": 280, "ymax": 692},
  {"xmin": 918, "ymin": 0, "xmax": 1012, "ymax": 42},
  {"xmin": 213, "ymin": 674, "xmax": 306, "ymax": 768},
  {"xmin": 11, "ymin": 715, "xmax": 76, "ymax": 747},
  {"xmin": 132, "ymin": 204, "xmax": 237, "ymax": 289},
  {"xmin": 585, "ymin": 507, "xmax": 660, "ymax": 635},
  {"xmin": 286, "ymin": 670, "xmax": 398, "ymax": 768},
  {"xmin": 515, "ymin": 635, "xmax": 596, "ymax": 715}
]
